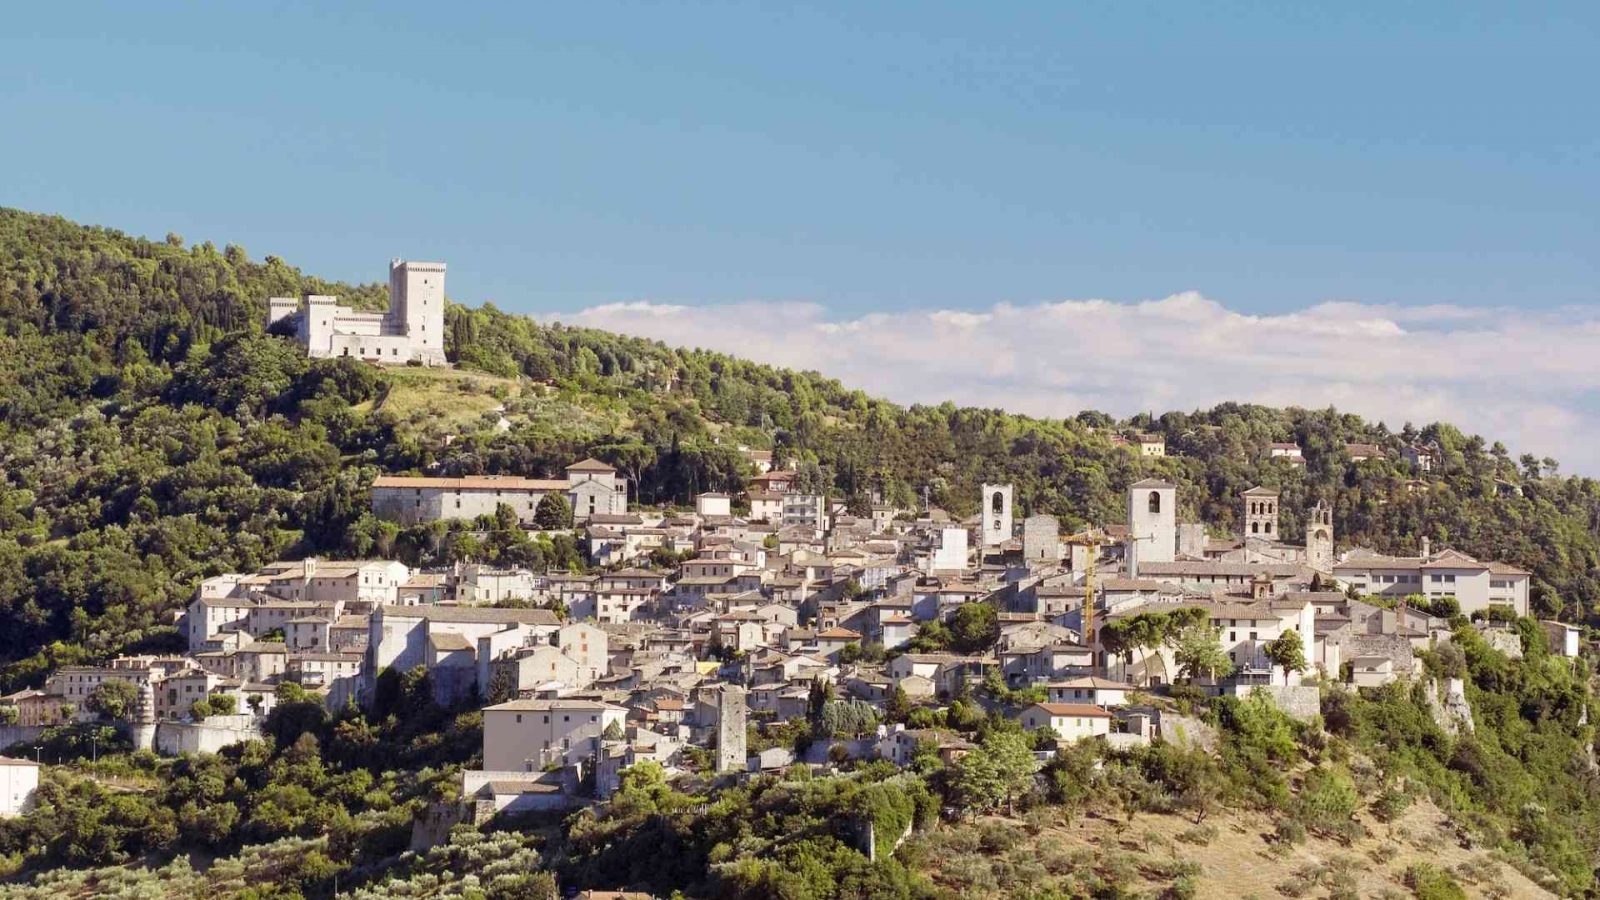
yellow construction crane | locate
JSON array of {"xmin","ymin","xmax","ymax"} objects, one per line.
[{"xmin": 1062, "ymin": 528, "xmax": 1117, "ymax": 673}]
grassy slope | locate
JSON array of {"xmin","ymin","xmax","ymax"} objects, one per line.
[
  {"xmin": 915, "ymin": 798, "xmax": 1552, "ymax": 899},
  {"xmin": 366, "ymin": 366, "xmax": 629, "ymax": 442}
]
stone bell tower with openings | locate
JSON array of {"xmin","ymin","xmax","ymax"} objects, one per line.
[{"xmin": 980, "ymin": 484, "xmax": 1014, "ymax": 548}]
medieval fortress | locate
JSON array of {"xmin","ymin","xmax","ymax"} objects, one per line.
[{"xmin": 266, "ymin": 259, "xmax": 448, "ymax": 365}]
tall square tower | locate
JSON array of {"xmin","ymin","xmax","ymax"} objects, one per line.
[{"xmin": 388, "ymin": 259, "xmax": 447, "ymax": 364}]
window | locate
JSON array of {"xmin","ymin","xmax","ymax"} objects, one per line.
[{"xmin": 1148, "ymin": 491, "xmax": 1162, "ymax": 514}]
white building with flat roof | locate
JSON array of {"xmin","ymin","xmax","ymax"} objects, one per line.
[
  {"xmin": 1332, "ymin": 547, "xmax": 1529, "ymax": 618},
  {"xmin": 266, "ymin": 259, "xmax": 447, "ymax": 365},
  {"xmin": 481, "ymin": 698, "xmax": 627, "ymax": 770},
  {"xmin": 0, "ymin": 758, "xmax": 39, "ymax": 817}
]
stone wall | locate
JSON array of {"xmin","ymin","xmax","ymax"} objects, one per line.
[
  {"xmin": 155, "ymin": 716, "xmax": 262, "ymax": 756},
  {"xmin": 0, "ymin": 725, "xmax": 47, "ymax": 750},
  {"xmin": 1246, "ymin": 685, "xmax": 1322, "ymax": 722}
]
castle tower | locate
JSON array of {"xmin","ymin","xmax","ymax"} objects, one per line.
[
  {"xmin": 1022, "ymin": 514, "xmax": 1060, "ymax": 561},
  {"xmin": 1306, "ymin": 500, "xmax": 1334, "ymax": 572},
  {"xmin": 388, "ymin": 259, "xmax": 447, "ymax": 365},
  {"xmin": 715, "ymin": 685, "xmax": 747, "ymax": 774},
  {"xmin": 980, "ymin": 484, "xmax": 1014, "ymax": 548},
  {"xmin": 129, "ymin": 681, "xmax": 157, "ymax": 752},
  {"xmin": 1127, "ymin": 479, "xmax": 1176, "ymax": 563},
  {"xmin": 1242, "ymin": 486, "xmax": 1280, "ymax": 540}
]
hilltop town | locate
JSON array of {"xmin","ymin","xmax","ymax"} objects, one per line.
[
  {"xmin": 0, "ymin": 260, "xmax": 1553, "ymax": 823},
  {"xmin": 0, "ymin": 231, "xmax": 1591, "ymax": 898}
]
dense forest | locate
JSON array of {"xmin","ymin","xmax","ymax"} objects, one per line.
[{"xmin": 2, "ymin": 206, "xmax": 1599, "ymax": 690}]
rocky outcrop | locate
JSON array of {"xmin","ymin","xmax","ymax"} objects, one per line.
[{"xmin": 1425, "ymin": 676, "xmax": 1474, "ymax": 735}]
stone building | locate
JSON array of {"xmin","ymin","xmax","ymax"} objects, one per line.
[
  {"xmin": 980, "ymin": 484, "xmax": 1014, "ymax": 548},
  {"xmin": 371, "ymin": 458, "xmax": 627, "ymax": 527},
  {"xmin": 1022, "ymin": 514, "xmax": 1060, "ymax": 562},
  {"xmin": 716, "ymin": 685, "xmax": 748, "ymax": 773},
  {"xmin": 267, "ymin": 259, "xmax": 447, "ymax": 365},
  {"xmin": 1126, "ymin": 479, "xmax": 1176, "ymax": 565}
]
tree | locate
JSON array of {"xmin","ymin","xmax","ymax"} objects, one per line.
[
  {"xmin": 950, "ymin": 602, "xmax": 999, "ymax": 653},
  {"xmin": 1171, "ymin": 623, "xmax": 1234, "ymax": 683},
  {"xmin": 884, "ymin": 685, "xmax": 912, "ymax": 723},
  {"xmin": 949, "ymin": 731, "xmax": 1036, "ymax": 815},
  {"xmin": 86, "ymin": 679, "xmax": 138, "ymax": 722},
  {"xmin": 533, "ymin": 493, "xmax": 572, "ymax": 530},
  {"xmin": 1264, "ymin": 629, "xmax": 1307, "ymax": 682}
]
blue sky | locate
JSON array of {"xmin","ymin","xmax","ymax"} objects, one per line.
[
  {"xmin": 4, "ymin": 2, "xmax": 1597, "ymax": 314},
  {"xmin": 7, "ymin": 3, "xmax": 1600, "ymax": 467}
]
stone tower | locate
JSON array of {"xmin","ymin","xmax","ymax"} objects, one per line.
[
  {"xmin": 980, "ymin": 484, "xmax": 1014, "ymax": 548},
  {"xmin": 1022, "ymin": 514, "xmax": 1060, "ymax": 562},
  {"xmin": 1127, "ymin": 479, "xmax": 1176, "ymax": 564},
  {"xmin": 1242, "ymin": 486, "xmax": 1280, "ymax": 540},
  {"xmin": 1306, "ymin": 500, "xmax": 1334, "ymax": 572},
  {"xmin": 388, "ymin": 259, "xmax": 447, "ymax": 365},
  {"xmin": 716, "ymin": 685, "xmax": 748, "ymax": 774},
  {"xmin": 129, "ymin": 681, "xmax": 157, "ymax": 752}
]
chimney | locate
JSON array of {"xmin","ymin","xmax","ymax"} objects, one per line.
[
  {"xmin": 304, "ymin": 556, "xmax": 317, "ymax": 578},
  {"xmin": 1421, "ymin": 536, "xmax": 1432, "ymax": 559},
  {"xmin": 1251, "ymin": 573, "xmax": 1272, "ymax": 600}
]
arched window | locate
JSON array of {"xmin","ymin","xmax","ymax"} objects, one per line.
[
  {"xmin": 991, "ymin": 492, "xmax": 1005, "ymax": 514},
  {"xmin": 1265, "ymin": 521, "xmax": 1273, "ymax": 535},
  {"xmin": 1251, "ymin": 522, "xmax": 1259, "ymax": 534},
  {"xmin": 1148, "ymin": 491, "xmax": 1162, "ymax": 514}
]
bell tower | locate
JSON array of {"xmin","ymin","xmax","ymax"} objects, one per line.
[
  {"xmin": 980, "ymin": 483, "xmax": 1014, "ymax": 547},
  {"xmin": 1242, "ymin": 486, "xmax": 1280, "ymax": 540},
  {"xmin": 1306, "ymin": 500, "xmax": 1334, "ymax": 571}
]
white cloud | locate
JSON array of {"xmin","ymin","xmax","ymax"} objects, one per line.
[{"xmin": 549, "ymin": 293, "xmax": 1600, "ymax": 473}]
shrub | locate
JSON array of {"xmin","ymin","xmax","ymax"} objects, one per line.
[
  {"xmin": 1274, "ymin": 819, "xmax": 1307, "ymax": 846},
  {"xmin": 1405, "ymin": 863, "xmax": 1467, "ymax": 900},
  {"xmin": 1175, "ymin": 824, "xmax": 1217, "ymax": 846}
]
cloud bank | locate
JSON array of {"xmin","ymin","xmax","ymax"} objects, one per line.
[{"xmin": 551, "ymin": 293, "xmax": 1600, "ymax": 474}]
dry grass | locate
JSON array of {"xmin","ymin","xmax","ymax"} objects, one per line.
[
  {"xmin": 911, "ymin": 796, "xmax": 1551, "ymax": 900},
  {"xmin": 361, "ymin": 366, "xmax": 521, "ymax": 436}
]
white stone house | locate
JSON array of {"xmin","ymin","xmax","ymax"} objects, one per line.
[
  {"xmin": 0, "ymin": 758, "xmax": 40, "ymax": 817},
  {"xmin": 1017, "ymin": 703, "xmax": 1113, "ymax": 742},
  {"xmin": 482, "ymin": 699, "xmax": 628, "ymax": 770}
]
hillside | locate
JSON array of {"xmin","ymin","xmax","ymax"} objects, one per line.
[
  {"xmin": 3, "ymin": 208, "xmax": 1600, "ymax": 897},
  {"xmin": 4, "ymin": 205, "xmax": 1600, "ymax": 688}
]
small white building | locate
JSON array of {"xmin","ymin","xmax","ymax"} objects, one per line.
[
  {"xmin": 695, "ymin": 493, "xmax": 732, "ymax": 518},
  {"xmin": 1018, "ymin": 703, "xmax": 1113, "ymax": 743},
  {"xmin": 1045, "ymin": 676, "xmax": 1134, "ymax": 708},
  {"xmin": 0, "ymin": 758, "xmax": 39, "ymax": 817}
]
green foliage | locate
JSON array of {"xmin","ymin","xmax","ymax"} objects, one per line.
[
  {"xmin": 1405, "ymin": 863, "xmax": 1468, "ymax": 900},
  {"xmin": 1326, "ymin": 619, "xmax": 1600, "ymax": 894},
  {"xmin": 947, "ymin": 731, "xmax": 1036, "ymax": 815},
  {"xmin": 948, "ymin": 602, "xmax": 999, "ymax": 654},
  {"xmin": 533, "ymin": 492, "xmax": 572, "ymax": 530},
  {"xmin": 1291, "ymin": 767, "xmax": 1362, "ymax": 842},
  {"xmin": 1170, "ymin": 622, "xmax": 1234, "ymax": 682},
  {"xmin": 1264, "ymin": 629, "xmax": 1307, "ymax": 680},
  {"xmin": 84, "ymin": 680, "xmax": 137, "ymax": 721}
]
